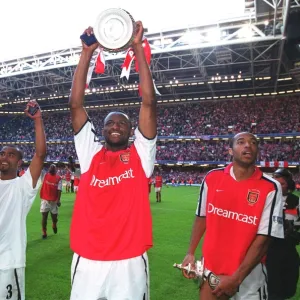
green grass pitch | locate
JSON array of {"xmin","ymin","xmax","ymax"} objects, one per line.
[{"xmin": 25, "ymin": 186, "xmax": 300, "ymax": 299}]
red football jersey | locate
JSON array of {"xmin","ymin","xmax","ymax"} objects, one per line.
[
  {"xmin": 65, "ymin": 171, "xmax": 71, "ymax": 181},
  {"xmin": 40, "ymin": 173, "xmax": 62, "ymax": 201},
  {"xmin": 74, "ymin": 177, "xmax": 80, "ymax": 186},
  {"xmin": 196, "ymin": 164, "xmax": 284, "ymax": 275},
  {"xmin": 155, "ymin": 176, "xmax": 162, "ymax": 188},
  {"xmin": 70, "ymin": 120, "xmax": 157, "ymax": 261}
]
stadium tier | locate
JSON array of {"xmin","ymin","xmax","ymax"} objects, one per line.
[
  {"xmin": 1, "ymin": 138, "xmax": 299, "ymax": 164},
  {"xmin": 1, "ymin": 97, "xmax": 300, "ymax": 141},
  {"xmin": 2, "ymin": 3, "xmax": 300, "ymax": 300},
  {"xmin": 1, "ymin": 98, "xmax": 300, "ymax": 170}
]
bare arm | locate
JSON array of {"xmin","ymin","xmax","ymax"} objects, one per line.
[
  {"xmin": 181, "ymin": 216, "xmax": 206, "ymax": 278},
  {"xmin": 133, "ymin": 22, "xmax": 157, "ymax": 139},
  {"xmin": 187, "ymin": 216, "xmax": 206, "ymax": 255},
  {"xmin": 182, "ymin": 180, "xmax": 208, "ymax": 276},
  {"xmin": 69, "ymin": 50, "xmax": 91, "ymax": 133},
  {"xmin": 69, "ymin": 28, "xmax": 99, "ymax": 133},
  {"xmin": 26, "ymin": 102, "xmax": 47, "ymax": 188}
]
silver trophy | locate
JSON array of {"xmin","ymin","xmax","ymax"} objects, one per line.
[
  {"xmin": 173, "ymin": 260, "xmax": 220, "ymax": 290},
  {"xmin": 93, "ymin": 8, "xmax": 136, "ymax": 52}
]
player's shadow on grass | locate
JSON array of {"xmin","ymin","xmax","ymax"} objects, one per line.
[{"xmin": 27, "ymin": 235, "xmax": 55, "ymax": 249}]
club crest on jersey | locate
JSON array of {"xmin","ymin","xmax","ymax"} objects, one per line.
[
  {"xmin": 120, "ymin": 152, "xmax": 130, "ymax": 164},
  {"xmin": 247, "ymin": 189, "xmax": 260, "ymax": 205}
]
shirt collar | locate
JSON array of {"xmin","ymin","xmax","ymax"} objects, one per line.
[{"xmin": 224, "ymin": 163, "xmax": 262, "ymax": 181}]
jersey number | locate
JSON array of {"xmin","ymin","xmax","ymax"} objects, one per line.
[{"xmin": 6, "ymin": 284, "xmax": 12, "ymax": 299}]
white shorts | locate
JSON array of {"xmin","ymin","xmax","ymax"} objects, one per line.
[
  {"xmin": 231, "ymin": 263, "xmax": 268, "ymax": 300},
  {"xmin": 74, "ymin": 186, "xmax": 78, "ymax": 192},
  {"xmin": 70, "ymin": 253, "xmax": 150, "ymax": 300},
  {"xmin": 155, "ymin": 187, "xmax": 161, "ymax": 192},
  {"xmin": 0, "ymin": 268, "xmax": 25, "ymax": 300},
  {"xmin": 66, "ymin": 181, "xmax": 71, "ymax": 187},
  {"xmin": 40, "ymin": 200, "xmax": 58, "ymax": 214}
]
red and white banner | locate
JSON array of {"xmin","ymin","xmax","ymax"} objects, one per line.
[
  {"xmin": 120, "ymin": 38, "xmax": 161, "ymax": 96},
  {"xmin": 120, "ymin": 49, "xmax": 135, "ymax": 80},
  {"xmin": 260, "ymin": 161, "xmax": 289, "ymax": 168},
  {"xmin": 85, "ymin": 40, "xmax": 161, "ymax": 96},
  {"xmin": 86, "ymin": 48, "xmax": 106, "ymax": 88},
  {"xmin": 135, "ymin": 39, "xmax": 151, "ymax": 72},
  {"xmin": 95, "ymin": 50, "xmax": 105, "ymax": 74}
]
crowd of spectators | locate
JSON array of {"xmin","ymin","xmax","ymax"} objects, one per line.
[
  {"xmin": 157, "ymin": 141, "xmax": 229, "ymax": 161},
  {"xmin": 1, "ymin": 97, "xmax": 300, "ymax": 184},
  {"xmin": 153, "ymin": 168, "xmax": 300, "ymax": 185},
  {"xmin": 0, "ymin": 97, "xmax": 300, "ymax": 141},
  {"xmin": 9, "ymin": 143, "xmax": 77, "ymax": 162},
  {"xmin": 157, "ymin": 169, "xmax": 206, "ymax": 184},
  {"xmin": 3, "ymin": 138, "xmax": 300, "ymax": 162},
  {"xmin": 293, "ymin": 173, "xmax": 300, "ymax": 181}
]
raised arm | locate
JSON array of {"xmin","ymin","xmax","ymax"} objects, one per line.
[
  {"xmin": 69, "ymin": 27, "xmax": 99, "ymax": 133},
  {"xmin": 133, "ymin": 22, "xmax": 157, "ymax": 139},
  {"xmin": 25, "ymin": 101, "xmax": 47, "ymax": 188},
  {"xmin": 181, "ymin": 216, "xmax": 206, "ymax": 277},
  {"xmin": 181, "ymin": 181, "xmax": 208, "ymax": 277}
]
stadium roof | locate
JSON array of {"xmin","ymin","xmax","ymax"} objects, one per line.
[{"xmin": 0, "ymin": 0, "xmax": 300, "ymax": 113}]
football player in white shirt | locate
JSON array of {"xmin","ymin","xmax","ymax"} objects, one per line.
[{"xmin": 0, "ymin": 100, "xmax": 46, "ymax": 300}]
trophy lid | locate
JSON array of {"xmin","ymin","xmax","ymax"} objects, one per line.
[{"xmin": 94, "ymin": 8, "xmax": 135, "ymax": 52}]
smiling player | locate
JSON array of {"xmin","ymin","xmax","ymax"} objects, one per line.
[
  {"xmin": 0, "ymin": 100, "xmax": 46, "ymax": 300},
  {"xmin": 68, "ymin": 21, "xmax": 157, "ymax": 300}
]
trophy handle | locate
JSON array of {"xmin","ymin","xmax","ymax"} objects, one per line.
[{"xmin": 173, "ymin": 261, "xmax": 220, "ymax": 290}]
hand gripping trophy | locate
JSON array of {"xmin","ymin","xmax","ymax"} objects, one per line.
[{"xmin": 173, "ymin": 258, "xmax": 220, "ymax": 290}]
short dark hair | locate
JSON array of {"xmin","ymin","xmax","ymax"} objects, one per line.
[
  {"xmin": 229, "ymin": 132, "xmax": 258, "ymax": 148},
  {"xmin": 1, "ymin": 145, "xmax": 23, "ymax": 160},
  {"xmin": 104, "ymin": 111, "xmax": 132, "ymax": 129}
]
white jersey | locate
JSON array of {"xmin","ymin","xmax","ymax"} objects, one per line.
[{"xmin": 0, "ymin": 169, "xmax": 40, "ymax": 270}]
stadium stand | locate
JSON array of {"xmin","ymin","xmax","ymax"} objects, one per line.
[
  {"xmin": 1, "ymin": 97, "xmax": 300, "ymax": 184},
  {"xmin": 0, "ymin": 97, "xmax": 300, "ymax": 141}
]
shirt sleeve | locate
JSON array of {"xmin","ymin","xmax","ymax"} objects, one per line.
[
  {"xmin": 196, "ymin": 181, "xmax": 208, "ymax": 217},
  {"xmin": 21, "ymin": 168, "xmax": 41, "ymax": 208},
  {"xmin": 257, "ymin": 182, "xmax": 284, "ymax": 238},
  {"xmin": 74, "ymin": 119, "xmax": 103, "ymax": 174},
  {"xmin": 133, "ymin": 128, "xmax": 157, "ymax": 178}
]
